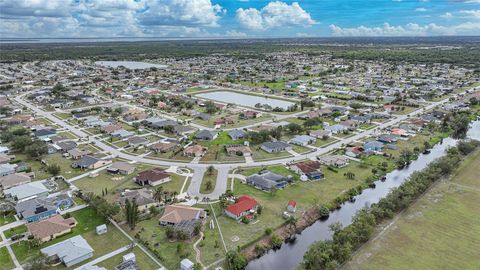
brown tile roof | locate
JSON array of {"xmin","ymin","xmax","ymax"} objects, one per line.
[
  {"xmin": 26, "ymin": 215, "xmax": 77, "ymax": 240},
  {"xmin": 159, "ymin": 204, "xmax": 206, "ymax": 224}
]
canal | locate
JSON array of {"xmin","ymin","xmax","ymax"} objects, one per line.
[{"xmin": 246, "ymin": 120, "xmax": 480, "ymax": 270}]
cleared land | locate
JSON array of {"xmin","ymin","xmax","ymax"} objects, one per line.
[{"xmin": 343, "ymin": 149, "xmax": 480, "ymax": 270}]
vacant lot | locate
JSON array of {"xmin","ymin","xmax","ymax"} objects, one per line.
[{"xmin": 343, "ymin": 150, "xmax": 480, "ymax": 270}]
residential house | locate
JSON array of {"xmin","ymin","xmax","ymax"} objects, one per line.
[
  {"xmin": 260, "ymin": 141, "xmax": 292, "ymax": 153},
  {"xmin": 40, "ymin": 235, "xmax": 94, "ymax": 267},
  {"xmin": 180, "ymin": 258, "xmax": 195, "ymax": 270},
  {"xmin": 324, "ymin": 124, "xmax": 348, "ymax": 134},
  {"xmin": 118, "ymin": 189, "xmax": 158, "ymax": 212},
  {"xmin": 67, "ymin": 148, "xmax": 91, "ymax": 160},
  {"xmin": 107, "ymin": 162, "xmax": 135, "ymax": 175},
  {"xmin": 159, "ymin": 204, "xmax": 206, "ymax": 225},
  {"xmin": 289, "ymin": 161, "xmax": 323, "ymax": 180},
  {"xmin": 391, "ymin": 128, "xmax": 408, "ymax": 137},
  {"xmin": 15, "ymin": 197, "xmax": 58, "ymax": 223},
  {"xmin": 134, "ymin": 168, "xmax": 171, "ymax": 186},
  {"xmin": 339, "ymin": 120, "xmax": 358, "ymax": 131},
  {"xmin": 0, "ymin": 163, "xmax": 17, "ymax": 176},
  {"xmin": 346, "ymin": 146, "xmax": 373, "ymax": 158},
  {"xmin": 350, "ymin": 115, "xmax": 371, "ymax": 124},
  {"xmin": 228, "ymin": 129, "xmax": 246, "ymax": 140},
  {"xmin": 224, "ymin": 195, "xmax": 258, "ymax": 220},
  {"xmin": 239, "ymin": 110, "xmax": 257, "ymax": 120},
  {"xmin": 309, "ymin": 129, "xmax": 332, "ymax": 139},
  {"xmin": 127, "ymin": 136, "xmax": 149, "ymax": 147},
  {"xmin": 111, "ymin": 129, "xmax": 134, "ymax": 139},
  {"xmin": 194, "ymin": 130, "xmax": 218, "ymax": 141},
  {"xmin": 5, "ymin": 181, "xmax": 49, "ymax": 201},
  {"xmin": 0, "ymin": 173, "xmax": 32, "ymax": 189},
  {"xmin": 72, "ymin": 156, "xmax": 111, "ymax": 170},
  {"xmin": 377, "ymin": 134, "xmax": 399, "ymax": 144},
  {"xmin": 183, "ymin": 145, "xmax": 207, "ymax": 157},
  {"xmin": 225, "ymin": 144, "xmax": 252, "ymax": 156},
  {"xmin": 55, "ymin": 141, "xmax": 77, "ymax": 152},
  {"xmin": 363, "ymin": 141, "xmax": 384, "ymax": 152},
  {"xmin": 27, "ymin": 215, "xmax": 77, "ymax": 242},
  {"xmin": 317, "ymin": 155, "xmax": 349, "ymax": 167},
  {"xmin": 246, "ymin": 171, "xmax": 289, "ymax": 191},
  {"xmin": 149, "ymin": 142, "xmax": 177, "ymax": 153},
  {"xmin": 34, "ymin": 129, "xmax": 57, "ymax": 140},
  {"xmin": 289, "ymin": 135, "xmax": 316, "ymax": 146}
]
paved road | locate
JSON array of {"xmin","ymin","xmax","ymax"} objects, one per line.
[{"xmin": 14, "ymin": 87, "xmax": 476, "ymax": 200}]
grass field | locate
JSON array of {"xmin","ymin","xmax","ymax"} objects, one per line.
[
  {"xmin": 217, "ymin": 161, "xmax": 375, "ymax": 250},
  {"xmin": 343, "ymin": 149, "xmax": 480, "ymax": 270},
  {"xmin": 96, "ymin": 247, "xmax": 159, "ymax": 270},
  {"xmin": 0, "ymin": 247, "xmax": 14, "ymax": 270},
  {"xmin": 11, "ymin": 207, "xmax": 130, "ymax": 266},
  {"xmin": 200, "ymin": 168, "xmax": 218, "ymax": 194}
]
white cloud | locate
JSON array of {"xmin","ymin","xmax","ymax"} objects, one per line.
[
  {"xmin": 329, "ymin": 22, "xmax": 480, "ymax": 36},
  {"xmin": 459, "ymin": 10, "xmax": 480, "ymax": 19},
  {"xmin": 440, "ymin": 12, "xmax": 453, "ymax": 19},
  {"xmin": 139, "ymin": 0, "xmax": 225, "ymax": 27},
  {"xmin": 415, "ymin": 8, "xmax": 428, "ymax": 12},
  {"xmin": 236, "ymin": 1, "xmax": 315, "ymax": 31}
]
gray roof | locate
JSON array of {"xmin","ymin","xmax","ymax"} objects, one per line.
[
  {"xmin": 290, "ymin": 135, "xmax": 315, "ymax": 145},
  {"xmin": 56, "ymin": 140, "xmax": 77, "ymax": 151},
  {"xmin": 246, "ymin": 171, "xmax": 286, "ymax": 190},
  {"xmin": 41, "ymin": 235, "xmax": 94, "ymax": 265},
  {"xmin": 151, "ymin": 120, "xmax": 178, "ymax": 128},
  {"xmin": 195, "ymin": 130, "xmax": 217, "ymax": 140},
  {"xmin": 261, "ymin": 141, "xmax": 290, "ymax": 151},
  {"xmin": 127, "ymin": 136, "xmax": 148, "ymax": 145},
  {"xmin": 228, "ymin": 129, "xmax": 246, "ymax": 139},
  {"xmin": 73, "ymin": 156, "xmax": 99, "ymax": 168},
  {"xmin": 5, "ymin": 181, "xmax": 48, "ymax": 201},
  {"xmin": 325, "ymin": 124, "xmax": 347, "ymax": 132},
  {"xmin": 15, "ymin": 197, "xmax": 57, "ymax": 219}
]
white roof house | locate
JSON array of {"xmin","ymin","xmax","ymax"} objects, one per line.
[
  {"xmin": 96, "ymin": 224, "xmax": 107, "ymax": 235},
  {"xmin": 4, "ymin": 181, "xmax": 49, "ymax": 201},
  {"xmin": 41, "ymin": 235, "xmax": 94, "ymax": 267}
]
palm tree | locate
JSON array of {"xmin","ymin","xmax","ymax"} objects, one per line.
[
  {"xmin": 286, "ymin": 216, "xmax": 297, "ymax": 232},
  {"xmin": 153, "ymin": 186, "xmax": 164, "ymax": 202}
]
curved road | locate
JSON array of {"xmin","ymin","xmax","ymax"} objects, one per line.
[{"xmin": 14, "ymin": 87, "xmax": 477, "ymax": 199}]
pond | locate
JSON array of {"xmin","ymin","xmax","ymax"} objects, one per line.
[
  {"xmin": 246, "ymin": 120, "xmax": 480, "ymax": 270},
  {"xmin": 196, "ymin": 91, "xmax": 295, "ymax": 110},
  {"xmin": 95, "ymin": 61, "xmax": 167, "ymax": 69}
]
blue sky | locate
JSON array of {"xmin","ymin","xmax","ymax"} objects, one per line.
[{"xmin": 0, "ymin": 0, "xmax": 479, "ymax": 38}]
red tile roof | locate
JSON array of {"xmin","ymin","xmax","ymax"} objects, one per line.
[
  {"xmin": 288, "ymin": 200, "xmax": 297, "ymax": 207},
  {"xmin": 225, "ymin": 195, "xmax": 257, "ymax": 216}
]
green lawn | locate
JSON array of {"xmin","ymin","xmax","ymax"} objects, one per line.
[
  {"xmin": 250, "ymin": 146, "xmax": 292, "ymax": 161},
  {"xmin": 4, "ymin": 225, "xmax": 27, "ymax": 239},
  {"xmin": 343, "ymin": 149, "xmax": 480, "ymax": 270},
  {"xmin": 314, "ymin": 137, "xmax": 338, "ymax": 147},
  {"xmin": 291, "ymin": 144, "xmax": 312, "ymax": 155},
  {"xmin": 74, "ymin": 164, "xmax": 184, "ymax": 202},
  {"xmin": 57, "ymin": 131, "xmax": 78, "ymax": 140},
  {"xmin": 0, "ymin": 214, "xmax": 16, "ymax": 226},
  {"xmin": 125, "ymin": 217, "xmax": 196, "ymax": 270},
  {"xmin": 200, "ymin": 169, "xmax": 218, "ymax": 194},
  {"xmin": 218, "ymin": 161, "xmax": 375, "ymax": 250},
  {"xmin": 199, "ymin": 144, "xmax": 245, "ymax": 163},
  {"xmin": 0, "ymin": 247, "xmax": 14, "ymax": 270},
  {"xmin": 96, "ymin": 247, "xmax": 159, "ymax": 270},
  {"xmin": 11, "ymin": 207, "xmax": 125, "ymax": 265}
]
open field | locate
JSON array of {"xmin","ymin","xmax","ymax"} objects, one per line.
[{"xmin": 343, "ymin": 149, "xmax": 480, "ymax": 270}]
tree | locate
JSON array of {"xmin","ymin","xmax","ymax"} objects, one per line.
[
  {"xmin": 207, "ymin": 165, "xmax": 214, "ymax": 175},
  {"xmin": 205, "ymin": 180, "xmax": 213, "ymax": 191},
  {"xmin": 286, "ymin": 123, "xmax": 303, "ymax": 134},
  {"xmin": 153, "ymin": 186, "xmax": 164, "ymax": 202},
  {"xmin": 205, "ymin": 101, "xmax": 218, "ymax": 114},
  {"xmin": 164, "ymin": 125, "xmax": 175, "ymax": 134},
  {"xmin": 46, "ymin": 164, "xmax": 61, "ymax": 176},
  {"xmin": 286, "ymin": 216, "xmax": 297, "ymax": 231},
  {"xmin": 125, "ymin": 199, "xmax": 139, "ymax": 230},
  {"xmin": 344, "ymin": 172, "xmax": 355, "ymax": 180},
  {"xmin": 265, "ymin": 228, "xmax": 273, "ymax": 235},
  {"xmin": 225, "ymin": 250, "xmax": 247, "ymax": 270},
  {"xmin": 25, "ymin": 140, "xmax": 48, "ymax": 159},
  {"xmin": 11, "ymin": 135, "xmax": 32, "ymax": 151},
  {"xmin": 271, "ymin": 233, "xmax": 283, "ymax": 249},
  {"xmin": 451, "ymin": 113, "xmax": 470, "ymax": 139}
]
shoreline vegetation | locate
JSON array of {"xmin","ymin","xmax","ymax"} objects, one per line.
[
  {"xmin": 301, "ymin": 139, "xmax": 480, "ymax": 270},
  {"xmin": 227, "ymin": 112, "xmax": 478, "ymax": 269}
]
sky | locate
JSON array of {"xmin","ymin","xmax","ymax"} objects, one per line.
[{"xmin": 0, "ymin": 0, "xmax": 479, "ymax": 38}]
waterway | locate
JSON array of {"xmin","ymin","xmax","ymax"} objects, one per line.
[
  {"xmin": 196, "ymin": 91, "xmax": 294, "ymax": 110},
  {"xmin": 246, "ymin": 120, "xmax": 480, "ymax": 270}
]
